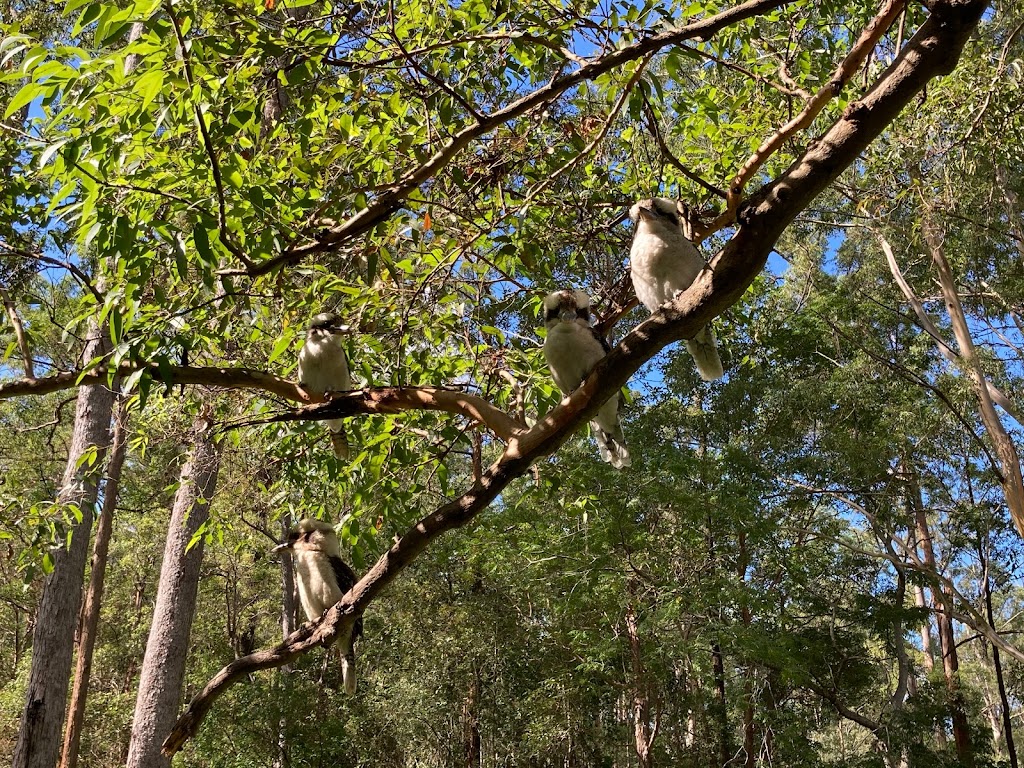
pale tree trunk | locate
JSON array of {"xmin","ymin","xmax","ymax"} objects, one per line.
[
  {"xmin": 738, "ymin": 532, "xmax": 756, "ymax": 768},
  {"xmin": 0, "ymin": 284, "xmax": 35, "ymax": 378},
  {"xmin": 878, "ymin": 232, "xmax": 1020, "ymax": 424},
  {"xmin": 13, "ymin": 325, "xmax": 114, "ymax": 768},
  {"xmin": 921, "ymin": 214, "xmax": 1024, "ymax": 540},
  {"xmin": 125, "ymin": 419, "xmax": 222, "ymax": 768},
  {"xmin": 60, "ymin": 397, "xmax": 129, "ymax": 768},
  {"xmin": 910, "ymin": 469, "xmax": 972, "ymax": 763}
]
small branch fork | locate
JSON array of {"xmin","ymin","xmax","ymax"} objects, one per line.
[
  {"xmin": 160, "ymin": 1, "xmax": 988, "ymax": 754},
  {"xmin": 699, "ymin": 0, "xmax": 907, "ymax": 240}
]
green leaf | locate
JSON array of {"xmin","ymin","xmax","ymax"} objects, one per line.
[
  {"xmin": 4, "ymin": 81, "xmax": 41, "ymax": 119},
  {"xmin": 193, "ymin": 224, "xmax": 213, "ymax": 265}
]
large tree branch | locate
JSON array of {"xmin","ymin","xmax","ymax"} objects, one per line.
[
  {"xmin": 236, "ymin": 387, "xmax": 526, "ymax": 442},
  {"xmin": 162, "ymin": 2, "xmax": 989, "ymax": 753},
  {"xmin": 231, "ymin": 0, "xmax": 799, "ymax": 277},
  {"xmin": 0, "ymin": 364, "xmax": 523, "ymax": 440}
]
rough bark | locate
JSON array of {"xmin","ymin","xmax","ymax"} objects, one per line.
[
  {"xmin": 922, "ymin": 214, "xmax": 1024, "ymax": 540},
  {"xmin": 12, "ymin": 325, "xmax": 114, "ymax": 768},
  {"xmin": 60, "ymin": 397, "xmax": 129, "ymax": 768},
  {"xmin": 162, "ymin": 1, "xmax": 990, "ymax": 752},
  {"xmin": 626, "ymin": 600, "xmax": 655, "ymax": 768},
  {"xmin": 462, "ymin": 667, "xmax": 482, "ymax": 768},
  {"xmin": 125, "ymin": 422, "xmax": 222, "ymax": 768}
]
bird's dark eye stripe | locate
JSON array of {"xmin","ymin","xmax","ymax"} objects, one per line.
[
  {"xmin": 575, "ymin": 308, "xmax": 589, "ymax": 320},
  {"xmin": 545, "ymin": 307, "xmax": 560, "ymax": 320},
  {"xmin": 657, "ymin": 209, "xmax": 679, "ymax": 224}
]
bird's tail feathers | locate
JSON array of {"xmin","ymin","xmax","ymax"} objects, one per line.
[
  {"xmin": 341, "ymin": 650, "xmax": 357, "ymax": 695},
  {"xmin": 328, "ymin": 420, "xmax": 350, "ymax": 460},
  {"xmin": 686, "ymin": 326, "xmax": 724, "ymax": 382},
  {"xmin": 593, "ymin": 421, "xmax": 630, "ymax": 469}
]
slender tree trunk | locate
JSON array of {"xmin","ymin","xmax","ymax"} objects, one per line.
[
  {"xmin": 13, "ymin": 325, "xmax": 114, "ymax": 768},
  {"xmin": 910, "ymin": 469, "xmax": 972, "ymax": 764},
  {"xmin": 272, "ymin": 514, "xmax": 297, "ymax": 768},
  {"xmin": 625, "ymin": 600, "xmax": 655, "ymax": 768},
  {"xmin": 125, "ymin": 420, "xmax": 222, "ymax": 768},
  {"xmin": 922, "ymin": 214, "xmax": 1024, "ymax": 539},
  {"xmin": 462, "ymin": 665, "xmax": 482, "ymax": 768},
  {"xmin": 0, "ymin": 284, "xmax": 35, "ymax": 378},
  {"xmin": 60, "ymin": 398, "xmax": 129, "ymax": 768},
  {"xmin": 711, "ymin": 642, "xmax": 730, "ymax": 768},
  {"xmin": 982, "ymin": 550, "xmax": 1017, "ymax": 768}
]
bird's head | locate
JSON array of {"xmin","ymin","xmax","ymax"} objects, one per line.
[
  {"xmin": 542, "ymin": 289, "xmax": 593, "ymax": 330},
  {"xmin": 308, "ymin": 313, "xmax": 351, "ymax": 337},
  {"xmin": 273, "ymin": 518, "xmax": 342, "ymax": 557},
  {"xmin": 629, "ymin": 197, "xmax": 683, "ymax": 231}
]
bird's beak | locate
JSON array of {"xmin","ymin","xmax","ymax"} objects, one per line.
[
  {"xmin": 330, "ymin": 324, "xmax": 352, "ymax": 334},
  {"xmin": 272, "ymin": 542, "xmax": 292, "ymax": 553},
  {"xmin": 560, "ymin": 310, "xmax": 576, "ymax": 322},
  {"xmin": 636, "ymin": 206, "xmax": 655, "ymax": 221}
]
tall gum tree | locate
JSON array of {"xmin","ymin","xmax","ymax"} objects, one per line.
[{"xmin": 0, "ymin": 0, "xmax": 999, "ymax": 761}]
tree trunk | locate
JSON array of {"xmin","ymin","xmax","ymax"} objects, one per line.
[
  {"xmin": 60, "ymin": 398, "xmax": 129, "ymax": 768},
  {"xmin": 922, "ymin": 213, "xmax": 1024, "ymax": 539},
  {"xmin": 910, "ymin": 469, "xmax": 972, "ymax": 764},
  {"xmin": 626, "ymin": 600, "xmax": 655, "ymax": 768},
  {"xmin": 462, "ymin": 665, "xmax": 482, "ymax": 768},
  {"xmin": 983, "ymin": 550, "xmax": 1017, "ymax": 768},
  {"xmin": 272, "ymin": 515, "xmax": 297, "ymax": 768},
  {"xmin": 125, "ymin": 420, "xmax": 222, "ymax": 768},
  {"xmin": 711, "ymin": 642, "xmax": 730, "ymax": 768},
  {"xmin": 12, "ymin": 325, "xmax": 114, "ymax": 768}
]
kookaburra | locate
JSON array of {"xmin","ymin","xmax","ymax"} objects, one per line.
[
  {"xmin": 298, "ymin": 313, "xmax": 352, "ymax": 459},
  {"xmin": 628, "ymin": 197, "xmax": 724, "ymax": 381},
  {"xmin": 542, "ymin": 290, "xmax": 630, "ymax": 469},
  {"xmin": 274, "ymin": 518, "xmax": 363, "ymax": 694}
]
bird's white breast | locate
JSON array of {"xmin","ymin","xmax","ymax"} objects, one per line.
[
  {"xmin": 293, "ymin": 549, "xmax": 343, "ymax": 621},
  {"xmin": 629, "ymin": 224, "xmax": 703, "ymax": 311},
  {"xmin": 544, "ymin": 322, "xmax": 606, "ymax": 395},
  {"xmin": 298, "ymin": 335, "xmax": 351, "ymax": 393}
]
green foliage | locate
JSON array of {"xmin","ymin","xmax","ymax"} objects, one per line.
[{"xmin": 2, "ymin": 0, "xmax": 1024, "ymax": 765}]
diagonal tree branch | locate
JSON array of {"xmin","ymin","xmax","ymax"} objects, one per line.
[
  {"xmin": 162, "ymin": 2, "xmax": 990, "ymax": 753},
  {"xmin": 876, "ymin": 230, "xmax": 1021, "ymax": 425}
]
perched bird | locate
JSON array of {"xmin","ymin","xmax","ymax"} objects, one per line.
[
  {"xmin": 542, "ymin": 290, "xmax": 630, "ymax": 469},
  {"xmin": 297, "ymin": 313, "xmax": 352, "ymax": 459},
  {"xmin": 628, "ymin": 197, "xmax": 724, "ymax": 381},
  {"xmin": 274, "ymin": 518, "xmax": 363, "ymax": 694}
]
